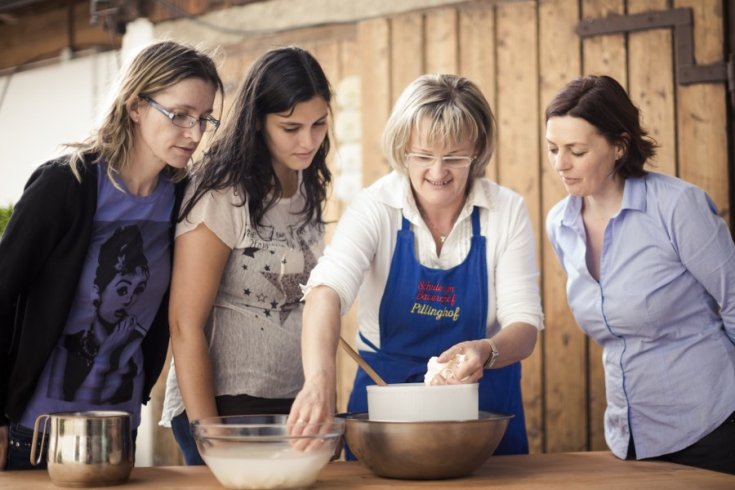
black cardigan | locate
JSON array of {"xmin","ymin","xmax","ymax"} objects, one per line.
[{"xmin": 0, "ymin": 155, "xmax": 186, "ymax": 425}]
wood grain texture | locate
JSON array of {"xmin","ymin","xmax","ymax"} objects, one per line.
[
  {"xmin": 390, "ymin": 12, "xmax": 425, "ymax": 104},
  {"xmin": 5, "ymin": 452, "xmax": 734, "ymax": 489},
  {"xmin": 628, "ymin": 0, "xmax": 676, "ymax": 176},
  {"xmin": 358, "ymin": 18, "xmax": 392, "ymax": 186},
  {"xmin": 538, "ymin": 0, "xmax": 585, "ymax": 453},
  {"xmin": 458, "ymin": 4, "xmax": 497, "ymax": 181},
  {"xmin": 580, "ymin": 0, "xmax": 626, "ymax": 452},
  {"xmin": 674, "ymin": 0, "xmax": 729, "ymax": 222},
  {"xmin": 424, "ymin": 7, "xmax": 458, "ymax": 74}
]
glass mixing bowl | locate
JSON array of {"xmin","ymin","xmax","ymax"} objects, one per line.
[{"xmin": 192, "ymin": 414, "xmax": 344, "ymax": 490}]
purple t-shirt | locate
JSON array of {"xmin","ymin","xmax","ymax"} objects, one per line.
[{"xmin": 20, "ymin": 164, "xmax": 174, "ymax": 429}]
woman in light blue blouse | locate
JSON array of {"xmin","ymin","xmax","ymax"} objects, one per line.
[{"xmin": 544, "ymin": 75, "xmax": 735, "ymax": 474}]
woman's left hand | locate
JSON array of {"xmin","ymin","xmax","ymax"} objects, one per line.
[{"xmin": 433, "ymin": 340, "xmax": 489, "ymax": 385}]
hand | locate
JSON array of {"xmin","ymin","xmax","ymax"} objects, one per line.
[
  {"xmin": 0, "ymin": 425, "xmax": 7, "ymax": 470},
  {"xmin": 434, "ymin": 340, "xmax": 487, "ymax": 385},
  {"xmin": 287, "ymin": 378, "xmax": 335, "ymax": 451}
]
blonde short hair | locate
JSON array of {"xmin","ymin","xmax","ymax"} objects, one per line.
[{"xmin": 382, "ymin": 74, "xmax": 495, "ymax": 179}]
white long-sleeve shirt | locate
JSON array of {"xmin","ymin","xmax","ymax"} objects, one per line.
[{"xmin": 304, "ymin": 171, "xmax": 544, "ymax": 352}]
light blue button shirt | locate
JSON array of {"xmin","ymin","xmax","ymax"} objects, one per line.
[{"xmin": 546, "ymin": 172, "xmax": 735, "ymax": 459}]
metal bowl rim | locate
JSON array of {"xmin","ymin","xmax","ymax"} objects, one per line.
[{"xmin": 338, "ymin": 410, "xmax": 513, "ymax": 425}]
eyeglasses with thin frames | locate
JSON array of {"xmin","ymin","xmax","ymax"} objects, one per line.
[
  {"xmin": 405, "ymin": 152, "xmax": 475, "ymax": 169},
  {"xmin": 139, "ymin": 95, "xmax": 220, "ymax": 132}
]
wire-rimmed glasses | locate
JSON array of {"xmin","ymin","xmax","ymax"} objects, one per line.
[
  {"xmin": 405, "ymin": 152, "xmax": 475, "ymax": 169},
  {"xmin": 140, "ymin": 95, "xmax": 220, "ymax": 132}
]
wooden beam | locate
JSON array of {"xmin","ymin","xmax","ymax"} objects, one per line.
[{"xmin": 0, "ymin": 0, "xmax": 121, "ymax": 72}]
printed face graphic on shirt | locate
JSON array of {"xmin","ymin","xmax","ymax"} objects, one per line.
[
  {"xmin": 92, "ymin": 225, "xmax": 150, "ymax": 330},
  {"xmin": 48, "ymin": 225, "xmax": 151, "ymax": 404},
  {"xmin": 93, "ymin": 268, "xmax": 148, "ymax": 325}
]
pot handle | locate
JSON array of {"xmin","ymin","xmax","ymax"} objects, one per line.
[{"xmin": 30, "ymin": 414, "xmax": 50, "ymax": 466}]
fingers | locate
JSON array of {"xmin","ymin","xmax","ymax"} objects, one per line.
[
  {"xmin": 437, "ymin": 344, "xmax": 462, "ymax": 362},
  {"xmin": 287, "ymin": 389, "xmax": 335, "ymax": 452}
]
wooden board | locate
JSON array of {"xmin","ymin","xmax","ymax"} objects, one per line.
[
  {"xmin": 458, "ymin": 4, "xmax": 497, "ymax": 181},
  {"xmin": 358, "ymin": 18, "xmax": 392, "ymax": 186},
  {"xmin": 390, "ymin": 12, "xmax": 424, "ymax": 104},
  {"xmin": 627, "ymin": 0, "xmax": 676, "ymax": 176},
  {"xmin": 674, "ymin": 0, "xmax": 729, "ymax": 222},
  {"xmin": 424, "ymin": 7, "xmax": 458, "ymax": 75},
  {"xmin": 0, "ymin": 0, "xmax": 122, "ymax": 71},
  {"xmin": 537, "ymin": 0, "xmax": 586, "ymax": 453},
  {"xmin": 7, "ymin": 452, "xmax": 735, "ymax": 489},
  {"xmin": 580, "ymin": 0, "xmax": 626, "ymax": 453},
  {"xmin": 496, "ymin": 0, "xmax": 543, "ymax": 454}
]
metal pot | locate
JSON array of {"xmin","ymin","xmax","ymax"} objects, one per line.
[{"xmin": 31, "ymin": 411, "xmax": 134, "ymax": 487}]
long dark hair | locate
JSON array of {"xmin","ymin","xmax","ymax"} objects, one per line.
[
  {"xmin": 181, "ymin": 45, "xmax": 332, "ymax": 231},
  {"xmin": 545, "ymin": 75, "xmax": 657, "ymax": 179}
]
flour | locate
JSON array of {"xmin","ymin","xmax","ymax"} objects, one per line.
[
  {"xmin": 424, "ymin": 353, "xmax": 467, "ymax": 385},
  {"xmin": 202, "ymin": 443, "xmax": 332, "ymax": 489}
]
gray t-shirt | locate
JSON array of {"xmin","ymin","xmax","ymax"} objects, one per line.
[{"xmin": 161, "ymin": 180, "xmax": 323, "ymax": 425}]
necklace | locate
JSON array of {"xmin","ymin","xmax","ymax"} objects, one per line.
[{"xmin": 417, "ymin": 203, "xmax": 456, "ymax": 245}]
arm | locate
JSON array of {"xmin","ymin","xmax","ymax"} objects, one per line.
[
  {"xmin": 0, "ymin": 162, "xmax": 79, "ymax": 428},
  {"xmin": 438, "ymin": 191, "xmax": 542, "ymax": 383},
  {"xmin": 288, "ymin": 285, "xmax": 341, "ymax": 426},
  {"xmin": 169, "ymin": 224, "xmax": 231, "ymax": 422},
  {"xmin": 670, "ymin": 187, "xmax": 735, "ymax": 342}
]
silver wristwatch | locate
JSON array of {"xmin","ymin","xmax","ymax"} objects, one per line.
[{"xmin": 482, "ymin": 338, "xmax": 499, "ymax": 369}]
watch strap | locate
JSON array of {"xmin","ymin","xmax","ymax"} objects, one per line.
[{"xmin": 482, "ymin": 338, "xmax": 499, "ymax": 369}]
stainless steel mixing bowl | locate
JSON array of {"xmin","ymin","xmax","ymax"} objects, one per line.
[{"xmin": 341, "ymin": 411, "xmax": 512, "ymax": 480}]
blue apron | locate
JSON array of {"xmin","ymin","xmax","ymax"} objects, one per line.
[{"xmin": 347, "ymin": 207, "xmax": 528, "ymax": 455}]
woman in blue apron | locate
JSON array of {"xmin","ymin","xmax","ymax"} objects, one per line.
[
  {"xmin": 348, "ymin": 207, "xmax": 527, "ymax": 454},
  {"xmin": 289, "ymin": 74, "xmax": 543, "ymax": 456}
]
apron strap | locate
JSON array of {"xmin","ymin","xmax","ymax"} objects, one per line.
[{"xmin": 471, "ymin": 206, "xmax": 481, "ymax": 236}]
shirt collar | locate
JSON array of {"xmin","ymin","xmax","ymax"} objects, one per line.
[
  {"xmin": 620, "ymin": 175, "xmax": 646, "ymax": 212},
  {"xmin": 370, "ymin": 171, "xmax": 495, "ymax": 224},
  {"xmin": 560, "ymin": 175, "xmax": 647, "ymax": 227}
]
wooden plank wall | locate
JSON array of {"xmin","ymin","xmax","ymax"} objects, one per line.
[
  {"xmin": 346, "ymin": 0, "xmax": 729, "ymax": 454},
  {"xmin": 149, "ymin": 0, "xmax": 730, "ymax": 462}
]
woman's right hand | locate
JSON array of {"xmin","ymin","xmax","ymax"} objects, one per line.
[
  {"xmin": 287, "ymin": 376, "xmax": 335, "ymax": 450},
  {"xmin": 288, "ymin": 377, "xmax": 335, "ymax": 428},
  {"xmin": 287, "ymin": 286, "xmax": 342, "ymax": 449}
]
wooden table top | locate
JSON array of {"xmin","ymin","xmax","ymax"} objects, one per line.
[{"xmin": 1, "ymin": 451, "xmax": 733, "ymax": 489}]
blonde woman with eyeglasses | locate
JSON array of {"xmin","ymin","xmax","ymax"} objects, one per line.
[
  {"xmin": 289, "ymin": 74, "xmax": 543, "ymax": 456},
  {"xmin": 0, "ymin": 41, "xmax": 223, "ymax": 470}
]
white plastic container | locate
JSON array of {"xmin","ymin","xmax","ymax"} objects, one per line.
[{"xmin": 367, "ymin": 383, "xmax": 479, "ymax": 422}]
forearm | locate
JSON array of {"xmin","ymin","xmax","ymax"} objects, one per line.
[
  {"xmin": 486, "ymin": 322, "xmax": 538, "ymax": 368},
  {"xmin": 170, "ymin": 326, "xmax": 218, "ymax": 421},
  {"xmin": 301, "ymin": 286, "xmax": 341, "ymax": 396},
  {"xmin": 168, "ymin": 224, "xmax": 231, "ymax": 422}
]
